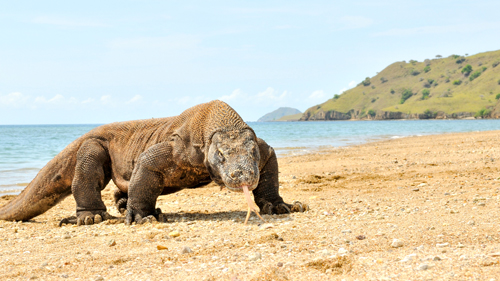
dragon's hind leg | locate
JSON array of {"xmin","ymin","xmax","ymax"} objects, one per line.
[{"xmin": 59, "ymin": 139, "xmax": 119, "ymax": 226}]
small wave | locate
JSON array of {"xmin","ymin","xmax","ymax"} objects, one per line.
[
  {"xmin": 0, "ymin": 189, "xmax": 23, "ymax": 195},
  {"xmin": 391, "ymin": 136, "xmax": 405, "ymax": 139},
  {"xmin": 0, "ymin": 167, "xmax": 41, "ymax": 173}
]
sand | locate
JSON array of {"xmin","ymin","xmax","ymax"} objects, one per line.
[{"xmin": 1, "ymin": 130, "xmax": 500, "ymax": 280}]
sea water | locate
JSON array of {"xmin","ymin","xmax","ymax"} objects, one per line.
[{"xmin": 1, "ymin": 120, "xmax": 499, "ymax": 194}]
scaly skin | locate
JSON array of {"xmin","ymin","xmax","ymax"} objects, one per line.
[{"xmin": 0, "ymin": 100, "xmax": 307, "ymax": 225}]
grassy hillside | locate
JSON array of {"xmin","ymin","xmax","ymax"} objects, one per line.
[
  {"xmin": 275, "ymin": 113, "xmax": 303, "ymax": 121},
  {"xmin": 302, "ymin": 49, "xmax": 500, "ymax": 120},
  {"xmin": 257, "ymin": 107, "xmax": 301, "ymax": 122}
]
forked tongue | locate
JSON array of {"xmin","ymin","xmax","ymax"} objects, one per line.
[{"xmin": 242, "ymin": 185, "xmax": 266, "ymax": 224}]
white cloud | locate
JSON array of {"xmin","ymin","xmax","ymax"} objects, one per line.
[
  {"xmin": 32, "ymin": 16, "xmax": 107, "ymax": 27},
  {"xmin": 309, "ymin": 90, "xmax": 325, "ymax": 100},
  {"xmin": 82, "ymin": 98, "xmax": 95, "ymax": 104},
  {"xmin": 339, "ymin": 16, "xmax": 373, "ymax": 30},
  {"xmin": 48, "ymin": 94, "xmax": 64, "ymax": 103},
  {"xmin": 0, "ymin": 92, "xmax": 29, "ymax": 107},
  {"xmin": 126, "ymin": 95, "xmax": 143, "ymax": 104},
  {"xmin": 100, "ymin": 95, "xmax": 112, "ymax": 105},
  {"xmin": 219, "ymin": 89, "xmax": 246, "ymax": 102},
  {"xmin": 348, "ymin": 81, "xmax": 356, "ymax": 88},
  {"xmin": 256, "ymin": 87, "xmax": 287, "ymax": 101}
]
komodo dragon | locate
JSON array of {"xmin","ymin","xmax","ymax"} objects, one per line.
[{"xmin": 0, "ymin": 100, "xmax": 306, "ymax": 225}]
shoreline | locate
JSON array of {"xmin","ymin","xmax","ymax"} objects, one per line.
[{"xmin": 1, "ymin": 130, "xmax": 500, "ymax": 279}]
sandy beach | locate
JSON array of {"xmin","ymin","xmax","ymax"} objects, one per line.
[{"xmin": 1, "ymin": 130, "xmax": 500, "ymax": 280}]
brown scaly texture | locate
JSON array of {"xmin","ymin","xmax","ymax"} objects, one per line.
[{"xmin": 0, "ymin": 100, "xmax": 306, "ymax": 225}]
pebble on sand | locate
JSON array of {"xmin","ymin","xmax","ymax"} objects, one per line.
[
  {"xmin": 181, "ymin": 246, "xmax": 193, "ymax": 254},
  {"xmin": 391, "ymin": 239, "xmax": 404, "ymax": 248},
  {"xmin": 248, "ymin": 252, "xmax": 262, "ymax": 261},
  {"xmin": 157, "ymin": 245, "xmax": 168, "ymax": 250},
  {"xmin": 418, "ymin": 263, "xmax": 429, "ymax": 271},
  {"xmin": 169, "ymin": 231, "xmax": 180, "ymax": 238}
]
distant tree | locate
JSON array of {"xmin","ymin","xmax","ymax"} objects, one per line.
[
  {"xmin": 461, "ymin": 64, "xmax": 473, "ymax": 76},
  {"xmin": 435, "ymin": 55, "xmax": 442, "ymax": 58},
  {"xmin": 495, "ymin": 93, "xmax": 500, "ymax": 100},
  {"xmin": 423, "ymin": 66, "xmax": 431, "ymax": 73},
  {"xmin": 400, "ymin": 88, "xmax": 413, "ymax": 104},
  {"xmin": 390, "ymin": 88, "xmax": 395, "ymax": 94},
  {"xmin": 368, "ymin": 109, "xmax": 376, "ymax": 117},
  {"xmin": 361, "ymin": 77, "xmax": 371, "ymax": 86},
  {"xmin": 456, "ymin": 57, "xmax": 466, "ymax": 64},
  {"xmin": 423, "ymin": 109, "xmax": 437, "ymax": 118},
  {"xmin": 333, "ymin": 94, "xmax": 340, "ymax": 100},
  {"xmin": 409, "ymin": 60, "xmax": 418, "ymax": 65}
]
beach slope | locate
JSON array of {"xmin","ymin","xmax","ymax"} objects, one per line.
[{"xmin": 1, "ymin": 130, "xmax": 499, "ymax": 280}]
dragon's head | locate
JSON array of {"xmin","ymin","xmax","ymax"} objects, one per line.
[{"xmin": 205, "ymin": 129, "xmax": 260, "ymax": 192}]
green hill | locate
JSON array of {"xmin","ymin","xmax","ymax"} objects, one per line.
[
  {"xmin": 257, "ymin": 107, "xmax": 302, "ymax": 122},
  {"xmin": 275, "ymin": 113, "xmax": 303, "ymax": 121},
  {"xmin": 301, "ymin": 49, "xmax": 500, "ymax": 120}
]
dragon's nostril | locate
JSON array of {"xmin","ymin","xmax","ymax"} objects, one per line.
[{"xmin": 230, "ymin": 170, "xmax": 243, "ymax": 179}]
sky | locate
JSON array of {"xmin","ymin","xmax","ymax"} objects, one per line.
[{"xmin": 1, "ymin": 1, "xmax": 500, "ymax": 124}]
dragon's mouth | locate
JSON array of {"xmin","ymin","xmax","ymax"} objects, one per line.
[{"xmin": 225, "ymin": 184, "xmax": 257, "ymax": 193}]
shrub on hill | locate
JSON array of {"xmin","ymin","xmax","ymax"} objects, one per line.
[
  {"xmin": 421, "ymin": 89, "xmax": 430, "ymax": 100},
  {"xmin": 493, "ymin": 61, "xmax": 500, "ymax": 68},
  {"xmin": 380, "ymin": 77, "xmax": 388, "ymax": 83},
  {"xmin": 361, "ymin": 77, "xmax": 371, "ymax": 86},
  {"xmin": 469, "ymin": 70, "xmax": 482, "ymax": 81},
  {"xmin": 424, "ymin": 66, "xmax": 431, "ymax": 73},
  {"xmin": 368, "ymin": 110, "xmax": 376, "ymax": 117},
  {"xmin": 461, "ymin": 64, "xmax": 473, "ymax": 76},
  {"xmin": 390, "ymin": 88, "xmax": 395, "ymax": 94},
  {"xmin": 453, "ymin": 80, "xmax": 462, "ymax": 85},
  {"xmin": 496, "ymin": 93, "xmax": 500, "ymax": 100},
  {"xmin": 456, "ymin": 57, "xmax": 466, "ymax": 64},
  {"xmin": 410, "ymin": 69, "xmax": 421, "ymax": 76},
  {"xmin": 475, "ymin": 108, "xmax": 491, "ymax": 118},
  {"xmin": 400, "ymin": 89, "xmax": 413, "ymax": 104},
  {"xmin": 333, "ymin": 94, "xmax": 340, "ymax": 100},
  {"xmin": 423, "ymin": 109, "xmax": 437, "ymax": 118}
]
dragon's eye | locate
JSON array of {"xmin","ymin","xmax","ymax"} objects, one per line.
[{"xmin": 217, "ymin": 149, "xmax": 225, "ymax": 160}]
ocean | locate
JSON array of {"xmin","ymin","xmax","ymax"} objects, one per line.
[{"xmin": 1, "ymin": 119, "xmax": 499, "ymax": 194}]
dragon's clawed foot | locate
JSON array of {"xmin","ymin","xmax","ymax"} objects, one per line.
[
  {"xmin": 125, "ymin": 208, "xmax": 167, "ymax": 225},
  {"xmin": 259, "ymin": 200, "xmax": 309, "ymax": 215},
  {"xmin": 58, "ymin": 211, "xmax": 122, "ymax": 227}
]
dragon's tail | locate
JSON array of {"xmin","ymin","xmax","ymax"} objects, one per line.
[{"xmin": 0, "ymin": 139, "xmax": 81, "ymax": 222}]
